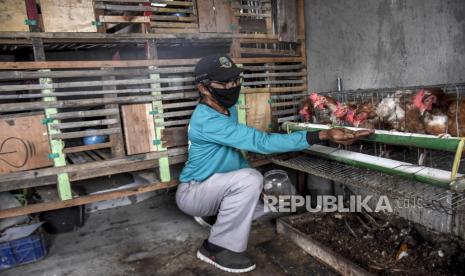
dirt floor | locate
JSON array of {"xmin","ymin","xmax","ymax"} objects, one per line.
[
  {"xmin": 290, "ymin": 212, "xmax": 465, "ymax": 275},
  {"xmin": 4, "ymin": 193, "xmax": 335, "ymax": 276}
]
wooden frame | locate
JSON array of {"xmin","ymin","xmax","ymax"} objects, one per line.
[{"xmin": 0, "ymin": 0, "xmax": 307, "ymax": 216}]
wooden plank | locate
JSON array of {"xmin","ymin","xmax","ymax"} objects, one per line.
[
  {"xmin": 0, "ymin": 57, "xmax": 304, "ymax": 70},
  {"xmin": 0, "ymin": 180, "xmax": 179, "ymax": 219},
  {"xmin": 121, "ymin": 103, "xmax": 156, "ymax": 155},
  {"xmin": 31, "ymin": 38, "xmax": 45, "ymax": 61},
  {"xmin": 150, "ymin": 22, "xmax": 197, "ymax": 28},
  {"xmin": 233, "ymin": 12, "xmax": 271, "ymax": 18},
  {"xmin": 0, "ymin": 67, "xmax": 195, "ymax": 80},
  {"xmin": 95, "ymin": 3, "xmax": 194, "ymax": 13},
  {"xmin": 242, "ymin": 85, "xmax": 307, "ymax": 94},
  {"xmin": 239, "ymin": 18, "xmax": 267, "ymax": 33},
  {"xmin": 276, "ymin": 216, "xmax": 374, "ymax": 276},
  {"xmin": 197, "ymin": 0, "xmax": 216, "ymax": 32},
  {"xmin": 0, "ymin": 153, "xmax": 187, "ymax": 192},
  {"xmin": 52, "ymin": 119, "xmax": 119, "ymax": 130},
  {"xmin": 297, "ymin": 0, "xmax": 307, "ymax": 75},
  {"xmin": 0, "ymin": 87, "xmax": 197, "ymax": 100},
  {"xmin": 50, "ymin": 128, "xmax": 120, "ymax": 140},
  {"xmin": 148, "ymin": 0, "xmax": 193, "ymax": 6},
  {"xmin": 0, "ymin": 31, "xmax": 300, "ymax": 40},
  {"xmin": 0, "ymin": 0, "xmax": 29, "ymax": 32},
  {"xmin": 0, "ymin": 77, "xmax": 196, "ymax": 92},
  {"xmin": 0, "ymin": 114, "xmax": 53, "ymax": 174},
  {"xmin": 214, "ymin": 0, "xmax": 233, "ymax": 33},
  {"xmin": 50, "ymin": 109, "xmax": 120, "ymax": 120},
  {"xmin": 150, "ymin": 15, "xmax": 197, "ymax": 22},
  {"xmin": 102, "ymin": 66, "xmax": 125, "ymax": 158},
  {"xmin": 0, "ymin": 92, "xmax": 200, "ymax": 112},
  {"xmin": 99, "ymin": 15, "xmax": 150, "ymax": 23},
  {"xmin": 149, "ymin": 28, "xmax": 199, "ymax": 33},
  {"xmin": 40, "ymin": 0, "xmax": 97, "ymax": 32},
  {"xmin": 63, "ymin": 142, "xmax": 112, "ymax": 154},
  {"xmin": 0, "ymin": 147, "xmax": 186, "ymax": 183},
  {"xmin": 246, "ymin": 91, "xmax": 271, "ymax": 132},
  {"xmin": 161, "ymin": 127, "xmax": 188, "ymax": 148},
  {"xmin": 277, "ymin": 0, "xmax": 297, "ymax": 42},
  {"xmin": 240, "ymin": 47, "xmax": 299, "ymax": 56}
]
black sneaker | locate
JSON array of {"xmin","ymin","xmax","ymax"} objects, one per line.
[
  {"xmin": 197, "ymin": 240, "xmax": 256, "ymax": 273},
  {"xmin": 194, "ymin": 215, "xmax": 217, "ymax": 228}
]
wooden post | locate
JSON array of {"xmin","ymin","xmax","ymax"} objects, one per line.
[
  {"xmin": 102, "ymin": 51, "xmax": 125, "ymax": 158},
  {"xmin": 146, "ymin": 39, "xmax": 171, "ymax": 182},
  {"xmin": 41, "ymin": 71, "xmax": 73, "ymax": 200},
  {"xmin": 297, "ymin": 0, "xmax": 306, "ymax": 61},
  {"xmin": 25, "ymin": 0, "xmax": 40, "ymax": 32},
  {"xmin": 33, "ymin": 38, "xmax": 72, "ymax": 200},
  {"xmin": 229, "ymin": 0, "xmax": 241, "ymax": 57},
  {"xmin": 142, "ymin": 2, "xmax": 153, "ymax": 34}
]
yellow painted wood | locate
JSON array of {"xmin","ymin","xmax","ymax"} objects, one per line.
[
  {"xmin": 40, "ymin": 70, "xmax": 72, "ymax": 200},
  {"xmin": 150, "ymin": 66, "xmax": 171, "ymax": 181}
]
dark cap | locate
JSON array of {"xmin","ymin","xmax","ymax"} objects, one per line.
[{"xmin": 194, "ymin": 54, "xmax": 244, "ymax": 83}]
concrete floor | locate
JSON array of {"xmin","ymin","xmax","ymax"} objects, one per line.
[{"xmin": 4, "ymin": 193, "xmax": 335, "ymax": 276}]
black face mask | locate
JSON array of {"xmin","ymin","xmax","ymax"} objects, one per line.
[{"xmin": 208, "ymin": 85, "xmax": 241, "ymax": 108}]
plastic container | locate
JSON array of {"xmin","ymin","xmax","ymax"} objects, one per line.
[
  {"xmin": 263, "ymin": 170, "xmax": 296, "ymax": 197},
  {"xmin": 83, "ymin": 134, "xmax": 107, "ymax": 145},
  {"xmin": 0, "ymin": 234, "xmax": 47, "ymax": 270}
]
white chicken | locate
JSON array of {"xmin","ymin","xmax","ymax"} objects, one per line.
[{"xmin": 375, "ymin": 90, "xmax": 413, "ymax": 131}]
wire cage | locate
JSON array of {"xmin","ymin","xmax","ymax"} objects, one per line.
[
  {"xmin": 280, "ymin": 83, "xmax": 465, "ymax": 193},
  {"xmin": 269, "ymin": 84, "xmax": 465, "ymax": 219},
  {"xmin": 315, "ymin": 84, "xmax": 465, "ymax": 168}
]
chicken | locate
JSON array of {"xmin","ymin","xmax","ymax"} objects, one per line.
[
  {"xmin": 345, "ymin": 102, "xmax": 379, "ymax": 128},
  {"xmin": 309, "ymin": 92, "xmax": 347, "ymax": 124},
  {"xmin": 298, "ymin": 97, "xmax": 314, "ymax": 122},
  {"xmin": 424, "ymin": 108, "xmax": 448, "ymax": 135},
  {"xmin": 416, "ymin": 88, "xmax": 449, "ymax": 136},
  {"xmin": 447, "ymin": 99, "xmax": 465, "ymax": 137},
  {"xmin": 376, "ymin": 90, "xmax": 412, "ymax": 131}
]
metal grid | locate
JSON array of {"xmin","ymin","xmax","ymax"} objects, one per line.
[
  {"xmin": 272, "ymin": 154, "xmax": 465, "ymax": 214},
  {"xmin": 315, "ymin": 83, "xmax": 465, "ymax": 130}
]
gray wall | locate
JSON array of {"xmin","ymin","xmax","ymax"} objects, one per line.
[{"xmin": 305, "ymin": 0, "xmax": 465, "ymax": 92}]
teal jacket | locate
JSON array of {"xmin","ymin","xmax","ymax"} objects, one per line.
[{"xmin": 179, "ymin": 104, "xmax": 310, "ymax": 183}]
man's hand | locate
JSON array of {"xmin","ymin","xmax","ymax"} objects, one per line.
[{"xmin": 319, "ymin": 128, "xmax": 374, "ymax": 145}]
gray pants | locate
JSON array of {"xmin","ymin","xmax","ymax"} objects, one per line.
[{"xmin": 176, "ymin": 168, "xmax": 266, "ymax": 253}]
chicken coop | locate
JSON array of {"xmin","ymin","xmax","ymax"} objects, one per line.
[{"xmin": 1, "ymin": 0, "xmax": 465, "ymax": 275}]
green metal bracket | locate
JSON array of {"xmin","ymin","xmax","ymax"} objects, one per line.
[
  {"xmin": 48, "ymin": 153, "xmax": 60, "ymax": 159},
  {"xmin": 42, "ymin": 118, "xmax": 54, "ymax": 125},
  {"xmin": 92, "ymin": 21, "xmax": 102, "ymax": 26},
  {"xmin": 24, "ymin": 19, "xmax": 37, "ymax": 26},
  {"xmin": 149, "ymin": 110, "xmax": 159, "ymax": 115},
  {"xmin": 268, "ymin": 99, "xmax": 273, "ymax": 104},
  {"xmin": 229, "ymin": 24, "xmax": 238, "ymax": 32},
  {"xmin": 152, "ymin": 139, "xmax": 161, "ymax": 145}
]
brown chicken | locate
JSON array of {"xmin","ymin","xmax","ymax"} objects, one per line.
[
  {"xmin": 309, "ymin": 92, "xmax": 348, "ymax": 124},
  {"xmin": 344, "ymin": 101, "xmax": 379, "ymax": 129},
  {"xmin": 447, "ymin": 99, "xmax": 465, "ymax": 137},
  {"xmin": 405, "ymin": 88, "xmax": 447, "ymax": 134},
  {"xmin": 298, "ymin": 97, "xmax": 313, "ymax": 122},
  {"xmin": 419, "ymin": 88, "xmax": 449, "ymax": 136}
]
